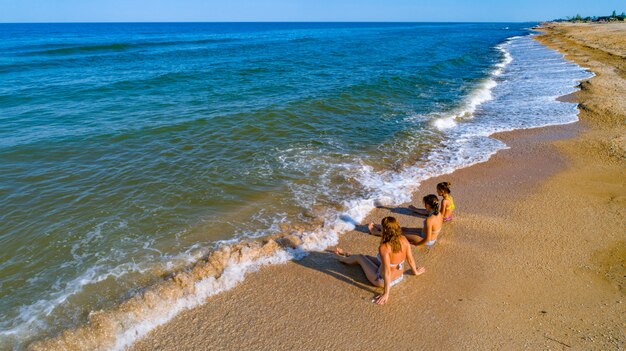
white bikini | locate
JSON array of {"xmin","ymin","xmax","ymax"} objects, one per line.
[{"xmin": 375, "ymin": 253, "xmax": 405, "ymax": 286}]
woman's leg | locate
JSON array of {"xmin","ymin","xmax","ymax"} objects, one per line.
[
  {"xmin": 327, "ymin": 247, "xmax": 350, "ymax": 256},
  {"xmin": 363, "ymin": 254, "xmax": 379, "ymax": 265},
  {"xmin": 404, "ymin": 234, "xmax": 425, "ymax": 246},
  {"xmin": 338, "ymin": 254, "xmax": 384, "ymax": 287},
  {"xmin": 403, "ymin": 228, "xmax": 425, "ymax": 246}
]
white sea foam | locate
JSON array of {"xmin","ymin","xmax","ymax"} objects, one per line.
[
  {"xmin": 109, "ymin": 248, "xmax": 299, "ymax": 351},
  {"xmin": 1, "ymin": 228, "xmax": 212, "ymax": 350},
  {"xmin": 0, "ymin": 261, "xmax": 148, "ymax": 345}
]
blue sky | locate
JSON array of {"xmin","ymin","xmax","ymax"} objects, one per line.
[{"xmin": 0, "ymin": 0, "xmax": 623, "ymax": 23}]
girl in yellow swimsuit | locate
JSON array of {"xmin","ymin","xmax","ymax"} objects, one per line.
[
  {"xmin": 437, "ymin": 182, "xmax": 455, "ymax": 222},
  {"xmin": 409, "ymin": 181, "xmax": 456, "ymax": 222}
]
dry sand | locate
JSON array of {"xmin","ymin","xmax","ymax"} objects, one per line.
[
  {"xmin": 31, "ymin": 22, "xmax": 625, "ymax": 351},
  {"xmin": 127, "ymin": 22, "xmax": 626, "ymax": 351}
]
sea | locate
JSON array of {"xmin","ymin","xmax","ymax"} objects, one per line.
[{"xmin": 0, "ymin": 22, "xmax": 592, "ymax": 350}]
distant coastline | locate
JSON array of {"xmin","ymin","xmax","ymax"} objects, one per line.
[{"xmin": 551, "ymin": 10, "xmax": 625, "ymax": 23}]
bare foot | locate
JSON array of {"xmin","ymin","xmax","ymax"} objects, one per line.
[
  {"xmin": 414, "ymin": 266, "xmax": 426, "ymax": 276},
  {"xmin": 326, "ymin": 247, "xmax": 349, "ymax": 257}
]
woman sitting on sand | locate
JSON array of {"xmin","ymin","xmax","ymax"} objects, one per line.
[
  {"xmin": 409, "ymin": 182, "xmax": 455, "ymax": 222},
  {"xmin": 371, "ymin": 194, "xmax": 443, "ymax": 246},
  {"xmin": 331, "ymin": 216, "xmax": 424, "ymax": 305}
]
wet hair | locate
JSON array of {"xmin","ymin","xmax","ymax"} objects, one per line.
[
  {"xmin": 380, "ymin": 216, "xmax": 402, "ymax": 253},
  {"xmin": 437, "ymin": 182, "xmax": 452, "ymax": 195},
  {"xmin": 423, "ymin": 194, "xmax": 440, "ymax": 216}
]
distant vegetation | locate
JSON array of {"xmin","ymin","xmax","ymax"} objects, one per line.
[{"xmin": 555, "ymin": 10, "xmax": 626, "ymax": 23}]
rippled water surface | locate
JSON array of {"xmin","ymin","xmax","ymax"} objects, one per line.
[{"xmin": 0, "ymin": 22, "xmax": 592, "ymax": 349}]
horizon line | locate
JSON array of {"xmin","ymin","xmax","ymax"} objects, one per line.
[{"xmin": 0, "ymin": 20, "xmax": 544, "ymax": 24}]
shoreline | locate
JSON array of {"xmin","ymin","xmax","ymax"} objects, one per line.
[
  {"xmin": 29, "ymin": 22, "xmax": 625, "ymax": 350},
  {"xmin": 129, "ymin": 124, "xmax": 594, "ymax": 351},
  {"xmin": 130, "ymin": 22, "xmax": 625, "ymax": 350}
]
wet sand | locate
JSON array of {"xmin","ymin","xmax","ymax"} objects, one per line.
[{"xmin": 126, "ymin": 23, "xmax": 626, "ymax": 351}]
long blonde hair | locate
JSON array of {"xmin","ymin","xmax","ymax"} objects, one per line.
[{"xmin": 380, "ymin": 216, "xmax": 402, "ymax": 253}]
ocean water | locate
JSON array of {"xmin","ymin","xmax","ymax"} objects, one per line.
[{"xmin": 0, "ymin": 22, "xmax": 592, "ymax": 350}]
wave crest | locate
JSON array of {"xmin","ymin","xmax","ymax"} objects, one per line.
[{"xmin": 432, "ymin": 39, "xmax": 513, "ymax": 130}]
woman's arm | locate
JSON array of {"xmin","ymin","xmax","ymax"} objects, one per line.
[
  {"xmin": 375, "ymin": 246, "xmax": 392, "ymax": 305},
  {"xmin": 405, "ymin": 241, "xmax": 419, "ymax": 275}
]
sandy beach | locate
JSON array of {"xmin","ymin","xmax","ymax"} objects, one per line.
[
  {"xmin": 134, "ymin": 24, "xmax": 626, "ymax": 350},
  {"xmin": 127, "ymin": 23, "xmax": 626, "ymax": 351},
  {"xmin": 30, "ymin": 22, "xmax": 625, "ymax": 351}
]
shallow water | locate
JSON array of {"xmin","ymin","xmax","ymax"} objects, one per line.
[{"xmin": 0, "ymin": 22, "xmax": 592, "ymax": 349}]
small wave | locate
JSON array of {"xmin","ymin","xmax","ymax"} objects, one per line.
[
  {"xmin": 426, "ymin": 53, "xmax": 473, "ymax": 74},
  {"xmin": 493, "ymin": 43, "xmax": 513, "ymax": 76},
  {"xmin": 28, "ymin": 43, "xmax": 135, "ymax": 55},
  {"xmin": 432, "ymin": 37, "xmax": 515, "ymax": 130},
  {"xmin": 18, "ymin": 37, "xmax": 240, "ymax": 56},
  {"xmin": 27, "ymin": 225, "xmax": 342, "ymax": 351},
  {"xmin": 289, "ymin": 37, "xmax": 317, "ymax": 43},
  {"xmin": 432, "ymin": 117, "xmax": 458, "ymax": 130},
  {"xmin": 432, "ymin": 77, "xmax": 496, "ymax": 130},
  {"xmin": 2, "ymin": 261, "xmax": 149, "ymax": 347}
]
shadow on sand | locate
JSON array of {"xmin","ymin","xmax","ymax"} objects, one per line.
[
  {"xmin": 374, "ymin": 205, "xmax": 428, "ymax": 218},
  {"xmin": 291, "ymin": 251, "xmax": 379, "ymax": 294},
  {"xmin": 354, "ymin": 220, "xmax": 424, "ymax": 236}
]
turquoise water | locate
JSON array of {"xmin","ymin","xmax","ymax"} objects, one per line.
[{"xmin": 0, "ymin": 23, "xmax": 592, "ymax": 349}]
